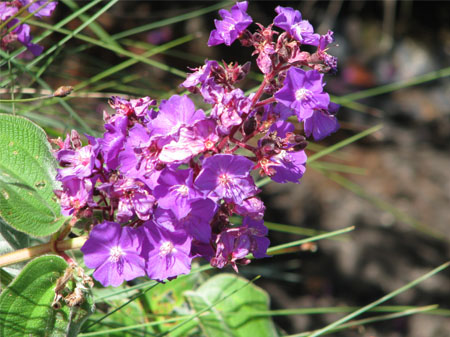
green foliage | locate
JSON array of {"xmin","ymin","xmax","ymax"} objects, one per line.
[
  {"xmin": 0, "ymin": 114, "xmax": 66, "ymax": 236},
  {"xmin": 185, "ymin": 273, "xmax": 279, "ymax": 337},
  {"xmin": 0, "ymin": 255, "xmax": 94, "ymax": 337},
  {"xmin": 0, "ymin": 218, "xmax": 30, "ymax": 280}
]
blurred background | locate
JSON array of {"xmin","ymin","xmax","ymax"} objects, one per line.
[{"xmin": 1, "ymin": 1, "xmax": 449, "ymax": 336}]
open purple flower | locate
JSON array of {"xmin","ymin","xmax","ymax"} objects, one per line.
[
  {"xmin": 304, "ymin": 102, "xmax": 340, "ymax": 141},
  {"xmin": 81, "ymin": 222, "xmax": 146, "ymax": 287},
  {"xmin": 275, "ymin": 67, "xmax": 330, "ymax": 121},
  {"xmin": 195, "ymin": 154, "xmax": 259, "ymax": 204},
  {"xmin": 269, "ymin": 150, "xmax": 307, "ymax": 184},
  {"xmin": 153, "ymin": 168, "xmax": 204, "ymax": 219},
  {"xmin": 273, "ymin": 6, "xmax": 319, "ymax": 46},
  {"xmin": 158, "ymin": 119, "xmax": 219, "ymax": 164},
  {"xmin": 140, "ymin": 221, "xmax": 193, "ymax": 282},
  {"xmin": 208, "ymin": 1, "xmax": 252, "ymax": 46},
  {"xmin": 149, "ymin": 94, "xmax": 204, "ymax": 139}
]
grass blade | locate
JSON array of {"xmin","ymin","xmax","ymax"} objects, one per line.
[{"xmin": 306, "ymin": 261, "xmax": 450, "ymax": 337}]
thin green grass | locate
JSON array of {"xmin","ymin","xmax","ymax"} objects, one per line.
[{"xmin": 305, "ymin": 261, "xmax": 449, "ymax": 337}]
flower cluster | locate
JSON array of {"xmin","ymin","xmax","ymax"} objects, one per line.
[
  {"xmin": 53, "ymin": 2, "xmax": 339, "ymax": 287},
  {"xmin": 0, "ymin": 0, "xmax": 57, "ymax": 57}
]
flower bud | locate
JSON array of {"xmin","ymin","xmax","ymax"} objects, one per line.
[
  {"xmin": 243, "ymin": 116, "xmax": 257, "ymax": 135},
  {"xmin": 293, "ymin": 141, "xmax": 308, "ymax": 151}
]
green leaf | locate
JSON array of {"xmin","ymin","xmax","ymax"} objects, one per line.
[
  {"xmin": 0, "ymin": 255, "xmax": 95, "ymax": 337},
  {"xmin": 0, "ymin": 255, "xmax": 68, "ymax": 336},
  {"xmin": 0, "ymin": 217, "xmax": 30, "ymax": 278},
  {"xmin": 185, "ymin": 273, "xmax": 279, "ymax": 337},
  {"xmin": 0, "ymin": 114, "xmax": 66, "ymax": 236}
]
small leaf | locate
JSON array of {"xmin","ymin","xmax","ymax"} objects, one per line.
[
  {"xmin": 0, "ymin": 114, "xmax": 66, "ymax": 236},
  {"xmin": 0, "ymin": 255, "xmax": 95, "ymax": 337},
  {"xmin": 185, "ymin": 273, "xmax": 279, "ymax": 337}
]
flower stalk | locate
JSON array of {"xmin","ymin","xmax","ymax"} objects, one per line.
[{"xmin": 0, "ymin": 236, "xmax": 87, "ymax": 268}]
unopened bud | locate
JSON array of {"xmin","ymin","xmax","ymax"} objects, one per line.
[
  {"xmin": 243, "ymin": 116, "xmax": 257, "ymax": 135},
  {"xmin": 293, "ymin": 141, "xmax": 308, "ymax": 151},
  {"xmin": 70, "ymin": 130, "xmax": 82, "ymax": 149},
  {"xmin": 53, "ymin": 86, "xmax": 73, "ymax": 98},
  {"xmin": 286, "ymin": 133, "xmax": 306, "ymax": 144},
  {"xmin": 155, "ymin": 162, "xmax": 166, "ymax": 171},
  {"xmin": 236, "ymin": 61, "xmax": 251, "ymax": 82},
  {"xmin": 239, "ymin": 29, "xmax": 253, "ymax": 47}
]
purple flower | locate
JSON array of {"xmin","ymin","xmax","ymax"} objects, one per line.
[
  {"xmin": 181, "ymin": 60, "xmax": 219, "ymax": 92},
  {"xmin": 118, "ymin": 123, "xmax": 162, "ymax": 189},
  {"xmin": 180, "ymin": 199, "xmax": 217, "ymax": 243},
  {"xmin": 208, "ymin": 1, "xmax": 253, "ymax": 46},
  {"xmin": 101, "ymin": 115, "xmax": 127, "ymax": 171},
  {"xmin": 234, "ymin": 197, "xmax": 265, "ymax": 220},
  {"xmin": 106, "ymin": 96, "xmax": 155, "ymax": 123},
  {"xmin": 19, "ymin": 0, "xmax": 57, "ymax": 18},
  {"xmin": 149, "ymin": 95, "xmax": 204, "ymax": 139},
  {"xmin": 195, "ymin": 154, "xmax": 259, "ymax": 204},
  {"xmin": 81, "ymin": 222, "xmax": 146, "ymax": 287},
  {"xmin": 153, "ymin": 198, "xmax": 216, "ymax": 244},
  {"xmin": 0, "ymin": 3, "xmax": 18, "ymax": 21},
  {"xmin": 6, "ymin": 19, "xmax": 43, "ymax": 56},
  {"xmin": 211, "ymin": 88, "xmax": 253, "ymax": 135},
  {"xmin": 242, "ymin": 217, "xmax": 270, "ymax": 259},
  {"xmin": 140, "ymin": 222, "xmax": 193, "ymax": 282},
  {"xmin": 99, "ymin": 178, "xmax": 155, "ymax": 222},
  {"xmin": 304, "ymin": 102, "xmax": 340, "ymax": 141},
  {"xmin": 58, "ymin": 178, "xmax": 93, "ymax": 216},
  {"xmin": 317, "ymin": 30, "xmax": 338, "ymax": 73},
  {"xmin": 270, "ymin": 150, "xmax": 307, "ymax": 184},
  {"xmin": 153, "ymin": 168, "xmax": 204, "ymax": 219},
  {"xmin": 158, "ymin": 119, "xmax": 219, "ymax": 164},
  {"xmin": 56, "ymin": 145, "xmax": 96, "ymax": 182},
  {"xmin": 1, "ymin": 1, "xmax": 57, "ymax": 57},
  {"xmin": 273, "ymin": 6, "xmax": 319, "ymax": 46},
  {"xmin": 275, "ymin": 67, "xmax": 330, "ymax": 121},
  {"xmin": 211, "ymin": 217, "xmax": 269, "ymax": 271}
]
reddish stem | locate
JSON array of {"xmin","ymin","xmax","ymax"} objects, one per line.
[{"xmin": 254, "ymin": 96, "xmax": 276, "ymax": 109}]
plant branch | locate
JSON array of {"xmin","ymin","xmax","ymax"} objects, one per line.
[{"xmin": 0, "ymin": 236, "xmax": 88, "ymax": 268}]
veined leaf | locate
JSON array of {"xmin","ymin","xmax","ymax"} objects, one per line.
[
  {"xmin": 0, "ymin": 114, "xmax": 66, "ymax": 236},
  {"xmin": 185, "ymin": 273, "xmax": 279, "ymax": 337},
  {"xmin": 0, "ymin": 255, "xmax": 94, "ymax": 337}
]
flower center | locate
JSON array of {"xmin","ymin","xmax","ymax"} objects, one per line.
[
  {"xmin": 292, "ymin": 22, "xmax": 306, "ymax": 34},
  {"xmin": 159, "ymin": 241, "xmax": 176, "ymax": 257},
  {"xmin": 109, "ymin": 246, "xmax": 125, "ymax": 263},
  {"xmin": 295, "ymin": 88, "xmax": 311, "ymax": 101},
  {"xmin": 218, "ymin": 173, "xmax": 232, "ymax": 186},
  {"xmin": 176, "ymin": 185, "xmax": 189, "ymax": 196}
]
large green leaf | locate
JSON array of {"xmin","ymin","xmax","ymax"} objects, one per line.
[
  {"xmin": 0, "ymin": 255, "xmax": 94, "ymax": 337},
  {"xmin": 185, "ymin": 273, "xmax": 279, "ymax": 337},
  {"xmin": 0, "ymin": 114, "xmax": 66, "ymax": 236}
]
